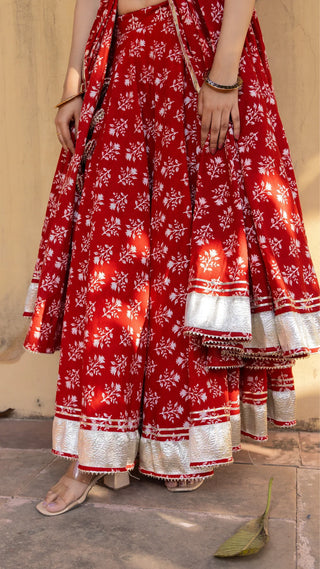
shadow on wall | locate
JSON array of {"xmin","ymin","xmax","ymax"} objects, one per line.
[
  {"xmin": 256, "ymin": 0, "xmax": 320, "ymax": 217},
  {"xmin": 295, "ymin": 394, "xmax": 320, "ymax": 432},
  {"xmin": 0, "ymin": 321, "xmax": 30, "ymax": 363}
]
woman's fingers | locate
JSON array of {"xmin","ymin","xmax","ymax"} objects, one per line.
[
  {"xmin": 199, "ymin": 85, "xmax": 241, "ymax": 152},
  {"xmin": 62, "ymin": 123, "xmax": 76, "ymax": 154},
  {"xmin": 231, "ymin": 104, "xmax": 241, "ymax": 140},
  {"xmin": 199, "ymin": 89, "xmax": 213, "ymax": 148},
  {"xmin": 55, "ymin": 98, "xmax": 83, "ymax": 154},
  {"xmin": 74, "ymin": 111, "xmax": 81, "ymax": 140},
  {"xmin": 217, "ymin": 109, "xmax": 230, "ymax": 150},
  {"xmin": 57, "ymin": 127, "xmax": 75, "ymax": 154},
  {"xmin": 55, "ymin": 125, "xmax": 68, "ymax": 153},
  {"xmin": 55, "ymin": 116, "xmax": 72, "ymax": 153},
  {"xmin": 200, "ymin": 108, "xmax": 211, "ymax": 149},
  {"xmin": 209, "ymin": 118, "xmax": 220, "ymax": 154},
  {"xmin": 197, "ymin": 91, "xmax": 203, "ymax": 118},
  {"xmin": 55, "ymin": 130, "xmax": 65, "ymax": 150}
]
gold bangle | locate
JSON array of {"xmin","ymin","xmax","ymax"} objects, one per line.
[
  {"xmin": 55, "ymin": 90, "xmax": 85, "ymax": 109},
  {"xmin": 205, "ymin": 76, "xmax": 243, "ymax": 92}
]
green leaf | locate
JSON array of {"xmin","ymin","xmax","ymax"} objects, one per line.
[{"xmin": 214, "ymin": 477, "xmax": 273, "ymax": 558}]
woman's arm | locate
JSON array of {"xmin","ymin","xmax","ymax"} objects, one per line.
[
  {"xmin": 198, "ymin": 0, "xmax": 255, "ymax": 153},
  {"xmin": 55, "ymin": 0, "xmax": 100, "ymax": 154}
]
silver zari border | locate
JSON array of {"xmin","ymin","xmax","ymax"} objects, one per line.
[
  {"xmin": 53, "ymin": 416, "xmax": 140, "ymax": 470},
  {"xmin": 230, "ymin": 413, "xmax": 241, "ymax": 450},
  {"xmin": 23, "ymin": 281, "xmax": 39, "ymax": 315},
  {"xmin": 246, "ymin": 311, "xmax": 280, "ymax": 349},
  {"xmin": 189, "ymin": 422, "xmax": 233, "ymax": 463},
  {"xmin": 240, "ymin": 401, "xmax": 268, "ymax": 440},
  {"xmin": 185, "ymin": 292, "xmax": 320, "ymax": 353},
  {"xmin": 53, "ymin": 395, "xmax": 294, "ymax": 475},
  {"xmin": 185, "ymin": 292, "xmax": 251, "ymax": 333},
  {"xmin": 139, "ymin": 421, "xmax": 233, "ymax": 476},
  {"xmin": 267, "ymin": 389, "xmax": 296, "ymax": 424},
  {"xmin": 275, "ymin": 311, "xmax": 320, "ymax": 353}
]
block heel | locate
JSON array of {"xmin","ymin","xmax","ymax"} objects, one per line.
[{"xmin": 103, "ymin": 471, "xmax": 130, "ymax": 490}]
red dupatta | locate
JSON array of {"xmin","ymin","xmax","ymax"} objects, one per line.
[
  {"xmin": 168, "ymin": 0, "xmax": 320, "ymax": 366},
  {"xmin": 24, "ymin": 0, "xmax": 118, "ymax": 349}
]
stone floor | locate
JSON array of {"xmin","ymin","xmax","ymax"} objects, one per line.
[{"xmin": 0, "ymin": 420, "xmax": 319, "ymax": 569}]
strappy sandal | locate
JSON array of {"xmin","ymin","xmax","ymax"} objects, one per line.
[
  {"xmin": 36, "ymin": 462, "xmax": 130, "ymax": 516},
  {"xmin": 165, "ymin": 479, "xmax": 204, "ymax": 492}
]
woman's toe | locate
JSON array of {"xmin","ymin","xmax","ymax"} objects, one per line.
[
  {"xmin": 165, "ymin": 480, "xmax": 178, "ymax": 489},
  {"xmin": 45, "ymin": 497, "xmax": 67, "ymax": 513}
]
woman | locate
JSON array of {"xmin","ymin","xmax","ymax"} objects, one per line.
[{"xmin": 24, "ymin": 0, "xmax": 320, "ymax": 515}]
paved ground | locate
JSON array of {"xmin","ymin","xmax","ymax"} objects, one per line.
[{"xmin": 0, "ymin": 420, "xmax": 319, "ymax": 569}]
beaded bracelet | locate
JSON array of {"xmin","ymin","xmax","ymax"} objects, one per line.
[
  {"xmin": 55, "ymin": 90, "xmax": 85, "ymax": 109},
  {"xmin": 205, "ymin": 76, "xmax": 243, "ymax": 92}
]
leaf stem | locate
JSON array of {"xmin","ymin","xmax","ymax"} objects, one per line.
[{"xmin": 264, "ymin": 477, "xmax": 273, "ymax": 517}]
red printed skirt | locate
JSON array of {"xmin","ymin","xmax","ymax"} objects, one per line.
[{"xmin": 24, "ymin": 2, "xmax": 320, "ymax": 477}]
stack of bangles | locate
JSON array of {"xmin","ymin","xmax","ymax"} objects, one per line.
[{"xmin": 204, "ymin": 75, "xmax": 243, "ymax": 92}]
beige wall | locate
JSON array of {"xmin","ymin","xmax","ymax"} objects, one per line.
[{"xmin": 0, "ymin": 0, "xmax": 319, "ymax": 426}]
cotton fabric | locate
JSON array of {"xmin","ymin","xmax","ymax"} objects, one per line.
[{"xmin": 24, "ymin": 0, "xmax": 320, "ymax": 477}]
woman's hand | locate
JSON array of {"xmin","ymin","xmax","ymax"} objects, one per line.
[
  {"xmin": 198, "ymin": 83, "xmax": 240, "ymax": 154},
  {"xmin": 55, "ymin": 96, "xmax": 83, "ymax": 154},
  {"xmin": 54, "ymin": 0, "xmax": 100, "ymax": 153},
  {"xmin": 197, "ymin": 0, "xmax": 255, "ymax": 153}
]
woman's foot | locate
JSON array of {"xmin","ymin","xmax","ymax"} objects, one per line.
[
  {"xmin": 165, "ymin": 479, "xmax": 204, "ymax": 492},
  {"xmin": 36, "ymin": 460, "xmax": 103, "ymax": 516}
]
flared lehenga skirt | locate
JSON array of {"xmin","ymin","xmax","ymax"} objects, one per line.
[
  {"xmin": 53, "ymin": 4, "xmax": 225, "ymax": 478},
  {"xmin": 23, "ymin": 2, "xmax": 319, "ymax": 478}
]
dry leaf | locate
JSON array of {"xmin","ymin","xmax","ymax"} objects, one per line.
[{"xmin": 214, "ymin": 477, "xmax": 273, "ymax": 558}]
